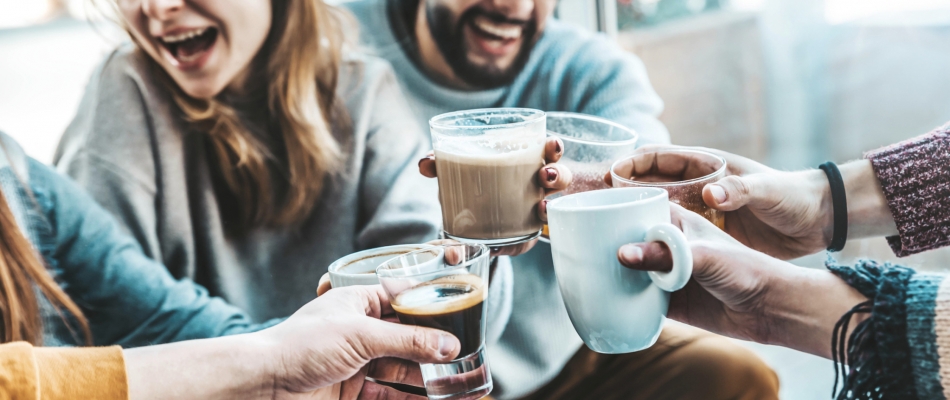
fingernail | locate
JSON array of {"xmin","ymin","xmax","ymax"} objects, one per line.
[
  {"xmin": 709, "ymin": 184, "xmax": 727, "ymax": 204},
  {"xmin": 545, "ymin": 167, "xmax": 558, "ymax": 182},
  {"xmin": 438, "ymin": 334, "xmax": 455, "ymax": 357},
  {"xmin": 619, "ymin": 244, "xmax": 644, "ymax": 265},
  {"xmin": 555, "ymin": 140, "xmax": 562, "ymax": 154},
  {"xmin": 541, "ymin": 199, "xmax": 549, "ymax": 214}
]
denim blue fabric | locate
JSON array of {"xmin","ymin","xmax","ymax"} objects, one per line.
[{"xmin": 0, "ymin": 133, "xmax": 278, "ymax": 347}]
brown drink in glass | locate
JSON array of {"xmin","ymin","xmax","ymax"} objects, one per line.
[
  {"xmin": 610, "ymin": 149, "xmax": 727, "ymax": 229},
  {"xmin": 430, "ymin": 109, "xmax": 546, "ymax": 246},
  {"xmin": 541, "ymin": 112, "xmax": 639, "ymax": 239}
]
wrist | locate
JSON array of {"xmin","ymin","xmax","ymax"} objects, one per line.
[
  {"xmin": 804, "ymin": 168, "xmax": 836, "ymax": 249},
  {"xmin": 841, "ymin": 160, "xmax": 898, "ymax": 239},
  {"xmin": 243, "ymin": 331, "xmax": 284, "ymax": 400},
  {"xmin": 764, "ymin": 267, "xmax": 869, "ymax": 358}
]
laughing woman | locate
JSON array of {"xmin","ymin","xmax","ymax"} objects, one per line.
[{"xmin": 57, "ymin": 0, "xmax": 445, "ymax": 322}]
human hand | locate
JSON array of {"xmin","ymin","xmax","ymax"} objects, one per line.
[
  {"xmin": 606, "ymin": 145, "xmax": 833, "ymax": 260},
  {"xmin": 419, "ymin": 137, "xmax": 571, "ymax": 257},
  {"xmin": 617, "ymin": 205, "xmax": 868, "ymax": 358},
  {"xmin": 256, "ymin": 286, "xmax": 461, "ymax": 399}
]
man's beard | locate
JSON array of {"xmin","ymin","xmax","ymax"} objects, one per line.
[{"xmin": 427, "ymin": 4, "xmax": 537, "ymax": 89}]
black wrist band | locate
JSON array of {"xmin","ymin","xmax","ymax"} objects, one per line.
[{"xmin": 819, "ymin": 161, "xmax": 848, "ymax": 252}]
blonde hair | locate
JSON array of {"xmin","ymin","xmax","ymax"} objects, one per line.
[
  {"xmin": 0, "ymin": 159, "xmax": 91, "ymax": 345},
  {"xmin": 106, "ymin": 0, "xmax": 351, "ymax": 231}
]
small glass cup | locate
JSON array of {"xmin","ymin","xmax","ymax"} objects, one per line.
[
  {"xmin": 430, "ymin": 108, "xmax": 546, "ymax": 246},
  {"xmin": 376, "ymin": 243, "xmax": 492, "ymax": 400},
  {"xmin": 610, "ymin": 149, "xmax": 727, "ymax": 229},
  {"xmin": 541, "ymin": 112, "xmax": 639, "ymax": 240}
]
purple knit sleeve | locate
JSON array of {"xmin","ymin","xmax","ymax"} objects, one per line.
[{"xmin": 864, "ymin": 123, "xmax": 950, "ymax": 257}]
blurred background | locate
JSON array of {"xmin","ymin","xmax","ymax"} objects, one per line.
[{"xmin": 2, "ymin": 0, "xmax": 950, "ymax": 398}]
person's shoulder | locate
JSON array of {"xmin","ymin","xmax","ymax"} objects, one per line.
[
  {"xmin": 529, "ymin": 20, "xmax": 652, "ymax": 93},
  {"xmin": 0, "ymin": 131, "xmax": 29, "ymax": 175},
  {"xmin": 338, "ymin": 51, "xmax": 399, "ymax": 96},
  {"xmin": 55, "ymin": 44, "xmax": 169, "ymax": 184},
  {"xmin": 537, "ymin": 19, "xmax": 642, "ymax": 74},
  {"xmin": 91, "ymin": 44, "xmax": 162, "ymax": 93}
]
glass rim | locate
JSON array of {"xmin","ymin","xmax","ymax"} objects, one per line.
[
  {"xmin": 375, "ymin": 243, "xmax": 489, "ymax": 278},
  {"xmin": 546, "ymin": 112, "xmax": 639, "ymax": 146},
  {"xmin": 610, "ymin": 148, "xmax": 728, "ymax": 187},
  {"xmin": 429, "ymin": 108, "xmax": 546, "ymax": 130}
]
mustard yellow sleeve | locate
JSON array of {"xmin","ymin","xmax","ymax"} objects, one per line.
[
  {"xmin": 0, "ymin": 342, "xmax": 128, "ymax": 400},
  {"xmin": 0, "ymin": 342, "xmax": 40, "ymax": 400}
]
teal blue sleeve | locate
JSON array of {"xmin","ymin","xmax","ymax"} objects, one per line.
[{"xmin": 28, "ymin": 159, "xmax": 280, "ymax": 347}]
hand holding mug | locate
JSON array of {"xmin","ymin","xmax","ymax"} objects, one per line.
[
  {"xmin": 607, "ymin": 144, "xmax": 836, "ymax": 260},
  {"xmin": 617, "ymin": 205, "xmax": 869, "ymax": 359}
]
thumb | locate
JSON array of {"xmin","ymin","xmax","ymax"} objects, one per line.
[
  {"xmin": 357, "ymin": 319, "xmax": 461, "ymax": 364},
  {"xmin": 703, "ymin": 174, "xmax": 776, "ymax": 212}
]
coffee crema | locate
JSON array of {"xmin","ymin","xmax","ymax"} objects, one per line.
[{"xmin": 391, "ymin": 274, "xmax": 487, "ymax": 357}]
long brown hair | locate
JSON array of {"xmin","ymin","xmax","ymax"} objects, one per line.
[
  {"xmin": 125, "ymin": 0, "xmax": 350, "ymax": 231},
  {"xmin": 0, "ymin": 174, "xmax": 91, "ymax": 345}
]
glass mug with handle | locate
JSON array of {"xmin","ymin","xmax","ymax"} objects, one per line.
[
  {"xmin": 541, "ymin": 112, "xmax": 639, "ymax": 240},
  {"xmin": 610, "ymin": 149, "xmax": 727, "ymax": 229}
]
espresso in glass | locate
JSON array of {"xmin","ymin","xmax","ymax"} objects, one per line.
[
  {"xmin": 391, "ymin": 274, "xmax": 486, "ymax": 356},
  {"xmin": 430, "ymin": 109, "xmax": 546, "ymax": 246},
  {"xmin": 377, "ymin": 243, "xmax": 493, "ymax": 400}
]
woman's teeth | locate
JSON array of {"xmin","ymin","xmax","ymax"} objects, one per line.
[
  {"xmin": 473, "ymin": 15, "xmax": 522, "ymax": 40},
  {"xmin": 161, "ymin": 28, "xmax": 208, "ymax": 44}
]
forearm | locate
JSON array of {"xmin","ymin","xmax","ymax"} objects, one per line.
[
  {"xmin": 125, "ymin": 334, "xmax": 274, "ymax": 400},
  {"xmin": 764, "ymin": 266, "xmax": 869, "ymax": 359}
]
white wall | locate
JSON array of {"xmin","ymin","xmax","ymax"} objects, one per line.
[{"xmin": 0, "ymin": 20, "xmax": 118, "ymax": 162}]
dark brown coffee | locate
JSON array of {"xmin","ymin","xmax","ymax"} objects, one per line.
[{"xmin": 391, "ymin": 275, "xmax": 486, "ymax": 357}]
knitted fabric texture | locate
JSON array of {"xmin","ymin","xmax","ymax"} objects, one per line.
[
  {"xmin": 828, "ymin": 259, "xmax": 918, "ymax": 399},
  {"xmin": 865, "ymin": 123, "xmax": 950, "ymax": 257},
  {"xmin": 905, "ymin": 274, "xmax": 946, "ymax": 399}
]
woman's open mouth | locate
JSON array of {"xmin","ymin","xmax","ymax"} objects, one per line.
[{"xmin": 158, "ymin": 27, "xmax": 219, "ymax": 70}]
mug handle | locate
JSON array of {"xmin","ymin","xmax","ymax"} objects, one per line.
[{"xmin": 643, "ymin": 223, "xmax": 693, "ymax": 292}]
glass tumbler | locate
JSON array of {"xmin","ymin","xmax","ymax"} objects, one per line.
[
  {"xmin": 541, "ymin": 112, "xmax": 639, "ymax": 240},
  {"xmin": 430, "ymin": 108, "xmax": 546, "ymax": 246},
  {"xmin": 376, "ymin": 243, "xmax": 492, "ymax": 400},
  {"xmin": 610, "ymin": 149, "xmax": 727, "ymax": 229}
]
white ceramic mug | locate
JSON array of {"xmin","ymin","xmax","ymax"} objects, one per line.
[
  {"xmin": 547, "ymin": 187, "xmax": 693, "ymax": 354},
  {"xmin": 327, "ymin": 245, "xmax": 440, "ymax": 288}
]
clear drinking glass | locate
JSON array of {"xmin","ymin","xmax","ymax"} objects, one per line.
[
  {"xmin": 610, "ymin": 149, "xmax": 727, "ymax": 229},
  {"xmin": 376, "ymin": 243, "xmax": 492, "ymax": 400},
  {"xmin": 540, "ymin": 112, "xmax": 639, "ymax": 240},
  {"xmin": 430, "ymin": 108, "xmax": 546, "ymax": 246}
]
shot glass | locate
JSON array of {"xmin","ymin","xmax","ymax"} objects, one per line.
[
  {"xmin": 430, "ymin": 108, "xmax": 546, "ymax": 246},
  {"xmin": 376, "ymin": 243, "xmax": 492, "ymax": 400},
  {"xmin": 541, "ymin": 112, "xmax": 639, "ymax": 240},
  {"xmin": 610, "ymin": 149, "xmax": 727, "ymax": 229}
]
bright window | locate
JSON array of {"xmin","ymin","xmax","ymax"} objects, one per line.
[{"xmin": 825, "ymin": 0, "xmax": 950, "ymax": 24}]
